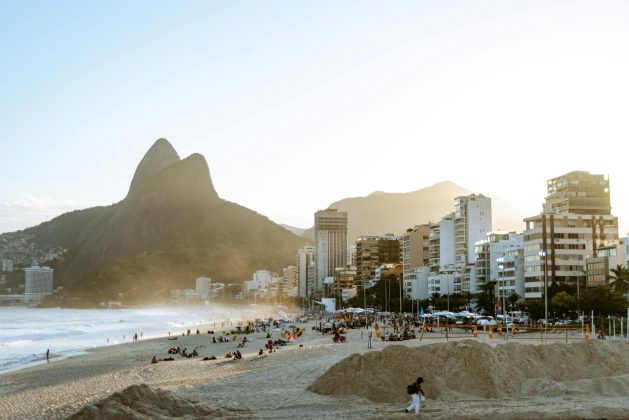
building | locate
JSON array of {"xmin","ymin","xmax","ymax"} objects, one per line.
[
  {"xmin": 428, "ymin": 214, "xmax": 455, "ymax": 296},
  {"xmin": 334, "ymin": 266, "xmax": 357, "ymax": 302},
  {"xmin": 409, "ymin": 266, "xmax": 430, "ymax": 300},
  {"xmin": 585, "ymin": 239, "xmax": 628, "ymax": 288},
  {"xmin": 1, "ymin": 259, "xmax": 13, "ymax": 272},
  {"xmin": 546, "ymin": 171, "xmax": 611, "ymax": 215},
  {"xmin": 283, "ymin": 266, "xmax": 298, "ymax": 297},
  {"xmin": 354, "ymin": 234, "xmax": 401, "ymax": 289},
  {"xmin": 195, "ymin": 277, "xmax": 212, "ymax": 299},
  {"xmin": 401, "ymin": 224, "xmax": 430, "ymax": 297},
  {"xmin": 297, "ymin": 245, "xmax": 315, "ymax": 298},
  {"xmin": 314, "ymin": 209, "xmax": 348, "ymax": 297},
  {"xmin": 523, "ymin": 171, "xmax": 618, "ymax": 299},
  {"xmin": 454, "ymin": 194, "xmax": 492, "ymax": 267},
  {"xmin": 24, "ymin": 265, "xmax": 53, "ymax": 303}
]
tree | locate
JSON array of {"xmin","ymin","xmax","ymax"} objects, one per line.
[
  {"xmin": 507, "ymin": 292, "xmax": 521, "ymax": 311},
  {"xmin": 581, "ymin": 286, "xmax": 627, "ymax": 317},
  {"xmin": 551, "ymin": 291, "xmax": 574, "ymax": 318},
  {"xmin": 474, "ymin": 281, "xmax": 496, "ymax": 315},
  {"xmin": 608, "ymin": 265, "xmax": 629, "ymax": 295}
]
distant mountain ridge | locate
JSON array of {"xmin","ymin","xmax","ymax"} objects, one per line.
[
  {"xmin": 302, "ymin": 181, "xmax": 525, "ymax": 241},
  {"xmin": 11, "ymin": 139, "xmax": 307, "ymax": 304}
]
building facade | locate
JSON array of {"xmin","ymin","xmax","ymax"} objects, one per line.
[
  {"xmin": 24, "ymin": 265, "xmax": 53, "ymax": 303},
  {"xmin": 297, "ymin": 245, "xmax": 315, "ymax": 298},
  {"xmin": 523, "ymin": 171, "xmax": 618, "ymax": 299},
  {"xmin": 314, "ymin": 209, "xmax": 348, "ymax": 297},
  {"xmin": 401, "ymin": 224, "xmax": 430, "ymax": 298},
  {"xmin": 354, "ymin": 234, "xmax": 401, "ymax": 289}
]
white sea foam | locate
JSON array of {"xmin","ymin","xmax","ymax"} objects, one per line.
[{"xmin": 0, "ymin": 305, "xmax": 266, "ymax": 373}]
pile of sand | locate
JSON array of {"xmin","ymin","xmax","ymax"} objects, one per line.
[
  {"xmin": 68, "ymin": 384, "xmax": 250, "ymax": 419},
  {"xmin": 308, "ymin": 339, "xmax": 629, "ymax": 403}
]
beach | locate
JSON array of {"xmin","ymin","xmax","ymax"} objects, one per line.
[{"xmin": 1, "ymin": 321, "xmax": 629, "ymax": 419}]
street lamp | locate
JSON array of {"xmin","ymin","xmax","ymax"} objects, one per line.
[
  {"xmin": 497, "ymin": 257, "xmax": 507, "ymax": 334},
  {"xmin": 539, "ymin": 250, "xmax": 548, "ymax": 335}
]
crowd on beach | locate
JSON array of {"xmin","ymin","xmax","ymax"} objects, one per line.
[{"xmin": 150, "ymin": 317, "xmax": 308, "ymax": 365}]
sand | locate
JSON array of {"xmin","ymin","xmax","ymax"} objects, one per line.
[{"xmin": 1, "ymin": 324, "xmax": 629, "ymax": 419}]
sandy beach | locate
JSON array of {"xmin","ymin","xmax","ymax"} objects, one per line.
[{"xmin": 1, "ymin": 320, "xmax": 629, "ymax": 420}]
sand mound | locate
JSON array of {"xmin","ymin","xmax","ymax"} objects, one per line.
[
  {"xmin": 67, "ymin": 384, "xmax": 250, "ymax": 419},
  {"xmin": 308, "ymin": 340, "xmax": 629, "ymax": 403}
]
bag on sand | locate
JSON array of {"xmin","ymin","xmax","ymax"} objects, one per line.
[{"xmin": 406, "ymin": 383, "xmax": 417, "ymax": 395}]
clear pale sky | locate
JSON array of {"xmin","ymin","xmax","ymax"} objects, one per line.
[{"xmin": 1, "ymin": 1, "xmax": 628, "ymax": 235}]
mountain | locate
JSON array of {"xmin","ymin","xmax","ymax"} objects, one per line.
[
  {"xmin": 15, "ymin": 139, "xmax": 308, "ymax": 304},
  {"xmin": 280, "ymin": 224, "xmax": 307, "ymax": 237},
  {"xmin": 303, "ymin": 181, "xmax": 526, "ymax": 242}
]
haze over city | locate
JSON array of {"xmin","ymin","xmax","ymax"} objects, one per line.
[{"xmin": 2, "ymin": 1, "xmax": 629, "ymax": 235}]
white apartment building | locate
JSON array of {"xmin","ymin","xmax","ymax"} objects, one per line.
[
  {"xmin": 454, "ymin": 194, "xmax": 492, "ymax": 267},
  {"xmin": 24, "ymin": 265, "xmax": 53, "ymax": 303},
  {"xmin": 195, "ymin": 276, "xmax": 212, "ymax": 298},
  {"xmin": 314, "ymin": 209, "xmax": 348, "ymax": 297},
  {"xmin": 409, "ymin": 266, "xmax": 430, "ymax": 300},
  {"xmin": 297, "ymin": 245, "xmax": 315, "ymax": 298}
]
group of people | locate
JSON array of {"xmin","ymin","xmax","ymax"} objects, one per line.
[
  {"xmin": 225, "ymin": 350, "xmax": 242, "ymax": 360},
  {"xmin": 167, "ymin": 346, "xmax": 199, "ymax": 358}
]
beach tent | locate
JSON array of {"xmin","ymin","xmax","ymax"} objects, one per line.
[{"xmin": 431, "ymin": 311, "xmax": 457, "ymax": 318}]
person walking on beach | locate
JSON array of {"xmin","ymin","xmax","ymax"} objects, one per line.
[
  {"xmin": 405, "ymin": 376, "xmax": 426, "ymax": 414},
  {"xmin": 46, "ymin": 349, "xmax": 50, "ymax": 362}
]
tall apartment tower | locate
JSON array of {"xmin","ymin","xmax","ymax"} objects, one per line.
[
  {"xmin": 314, "ymin": 209, "xmax": 348, "ymax": 297},
  {"xmin": 454, "ymin": 194, "xmax": 492, "ymax": 267},
  {"xmin": 523, "ymin": 171, "xmax": 618, "ymax": 299},
  {"xmin": 297, "ymin": 245, "xmax": 315, "ymax": 298}
]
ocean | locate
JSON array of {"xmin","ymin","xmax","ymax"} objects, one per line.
[{"xmin": 0, "ymin": 305, "xmax": 270, "ymax": 374}]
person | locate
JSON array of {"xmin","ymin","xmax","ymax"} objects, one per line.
[
  {"xmin": 46, "ymin": 349, "xmax": 50, "ymax": 362},
  {"xmin": 151, "ymin": 355, "xmax": 158, "ymax": 364},
  {"xmin": 406, "ymin": 377, "xmax": 426, "ymax": 414}
]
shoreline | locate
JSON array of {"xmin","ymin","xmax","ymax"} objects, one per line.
[{"xmin": 0, "ymin": 304, "xmax": 293, "ymax": 376}]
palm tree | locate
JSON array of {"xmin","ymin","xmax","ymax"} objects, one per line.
[{"xmin": 608, "ymin": 265, "xmax": 629, "ymax": 295}]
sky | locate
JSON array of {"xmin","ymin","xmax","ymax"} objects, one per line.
[{"xmin": 1, "ymin": 1, "xmax": 629, "ymax": 235}]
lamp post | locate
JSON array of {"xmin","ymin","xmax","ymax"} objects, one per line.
[
  {"xmin": 539, "ymin": 250, "xmax": 548, "ymax": 336},
  {"xmin": 497, "ymin": 257, "xmax": 507, "ymax": 336}
]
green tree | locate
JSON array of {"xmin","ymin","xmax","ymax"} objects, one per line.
[
  {"xmin": 551, "ymin": 291, "xmax": 574, "ymax": 318},
  {"xmin": 608, "ymin": 265, "xmax": 629, "ymax": 295},
  {"xmin": 474, "ymin": 281, "xmax": 496, "ymax": 315},
  {"xmin": 507, "ymin": 292, "xmax": 521, "ymax": 311},
  {"xmin": 581, "ymin": 286, "xmax": 627, "ymax": 317}
]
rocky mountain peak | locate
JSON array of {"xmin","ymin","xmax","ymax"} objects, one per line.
[{"xmin": 127, "ymin": 138, "xmax": 181, "ymax": 197}]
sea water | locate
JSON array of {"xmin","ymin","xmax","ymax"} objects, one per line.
[{"xmin": 0, "ymin": 305, "xmax": 261, "ymax": 374}]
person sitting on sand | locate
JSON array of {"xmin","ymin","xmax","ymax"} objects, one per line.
[
  {"xmin": 259, "ymin": 349, "xmax": 264, "ymax": 356},
  {"xmin": 151, "ymin": 355, "xmax": 159, "ymax": 364}
]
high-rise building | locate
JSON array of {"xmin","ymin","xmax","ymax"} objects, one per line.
[
  {"xmin": 454, "ymin": 194, "xmax": 492, "ymax": 267},
  {"xmin": 314, "ymin": 209, "xmax": 348, "ymax": 297},
  {"xmin": 24, "ymin": 265, "xmax": 53, "ymax": 303},
  {"xmin": 297, "ymin": 245, "xmax": 315, "ymax": 298},
  {"xmin": 523, "ymin": 171, "xmax": 618, "ymax": 299},
  {"xmin": 401, "ymin": 224, "xmax": 430, "ymax": 297},
  {"xmin": 546, "ymin": 171, "xmax": 611, "ymax": 215},
  {"xmin": 195, "ymin": 277, "xmax": 212, "ymax": 299},
  {"xmin": 354, "ymin": 234, "xmax": 401, "ymax": 288}
]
